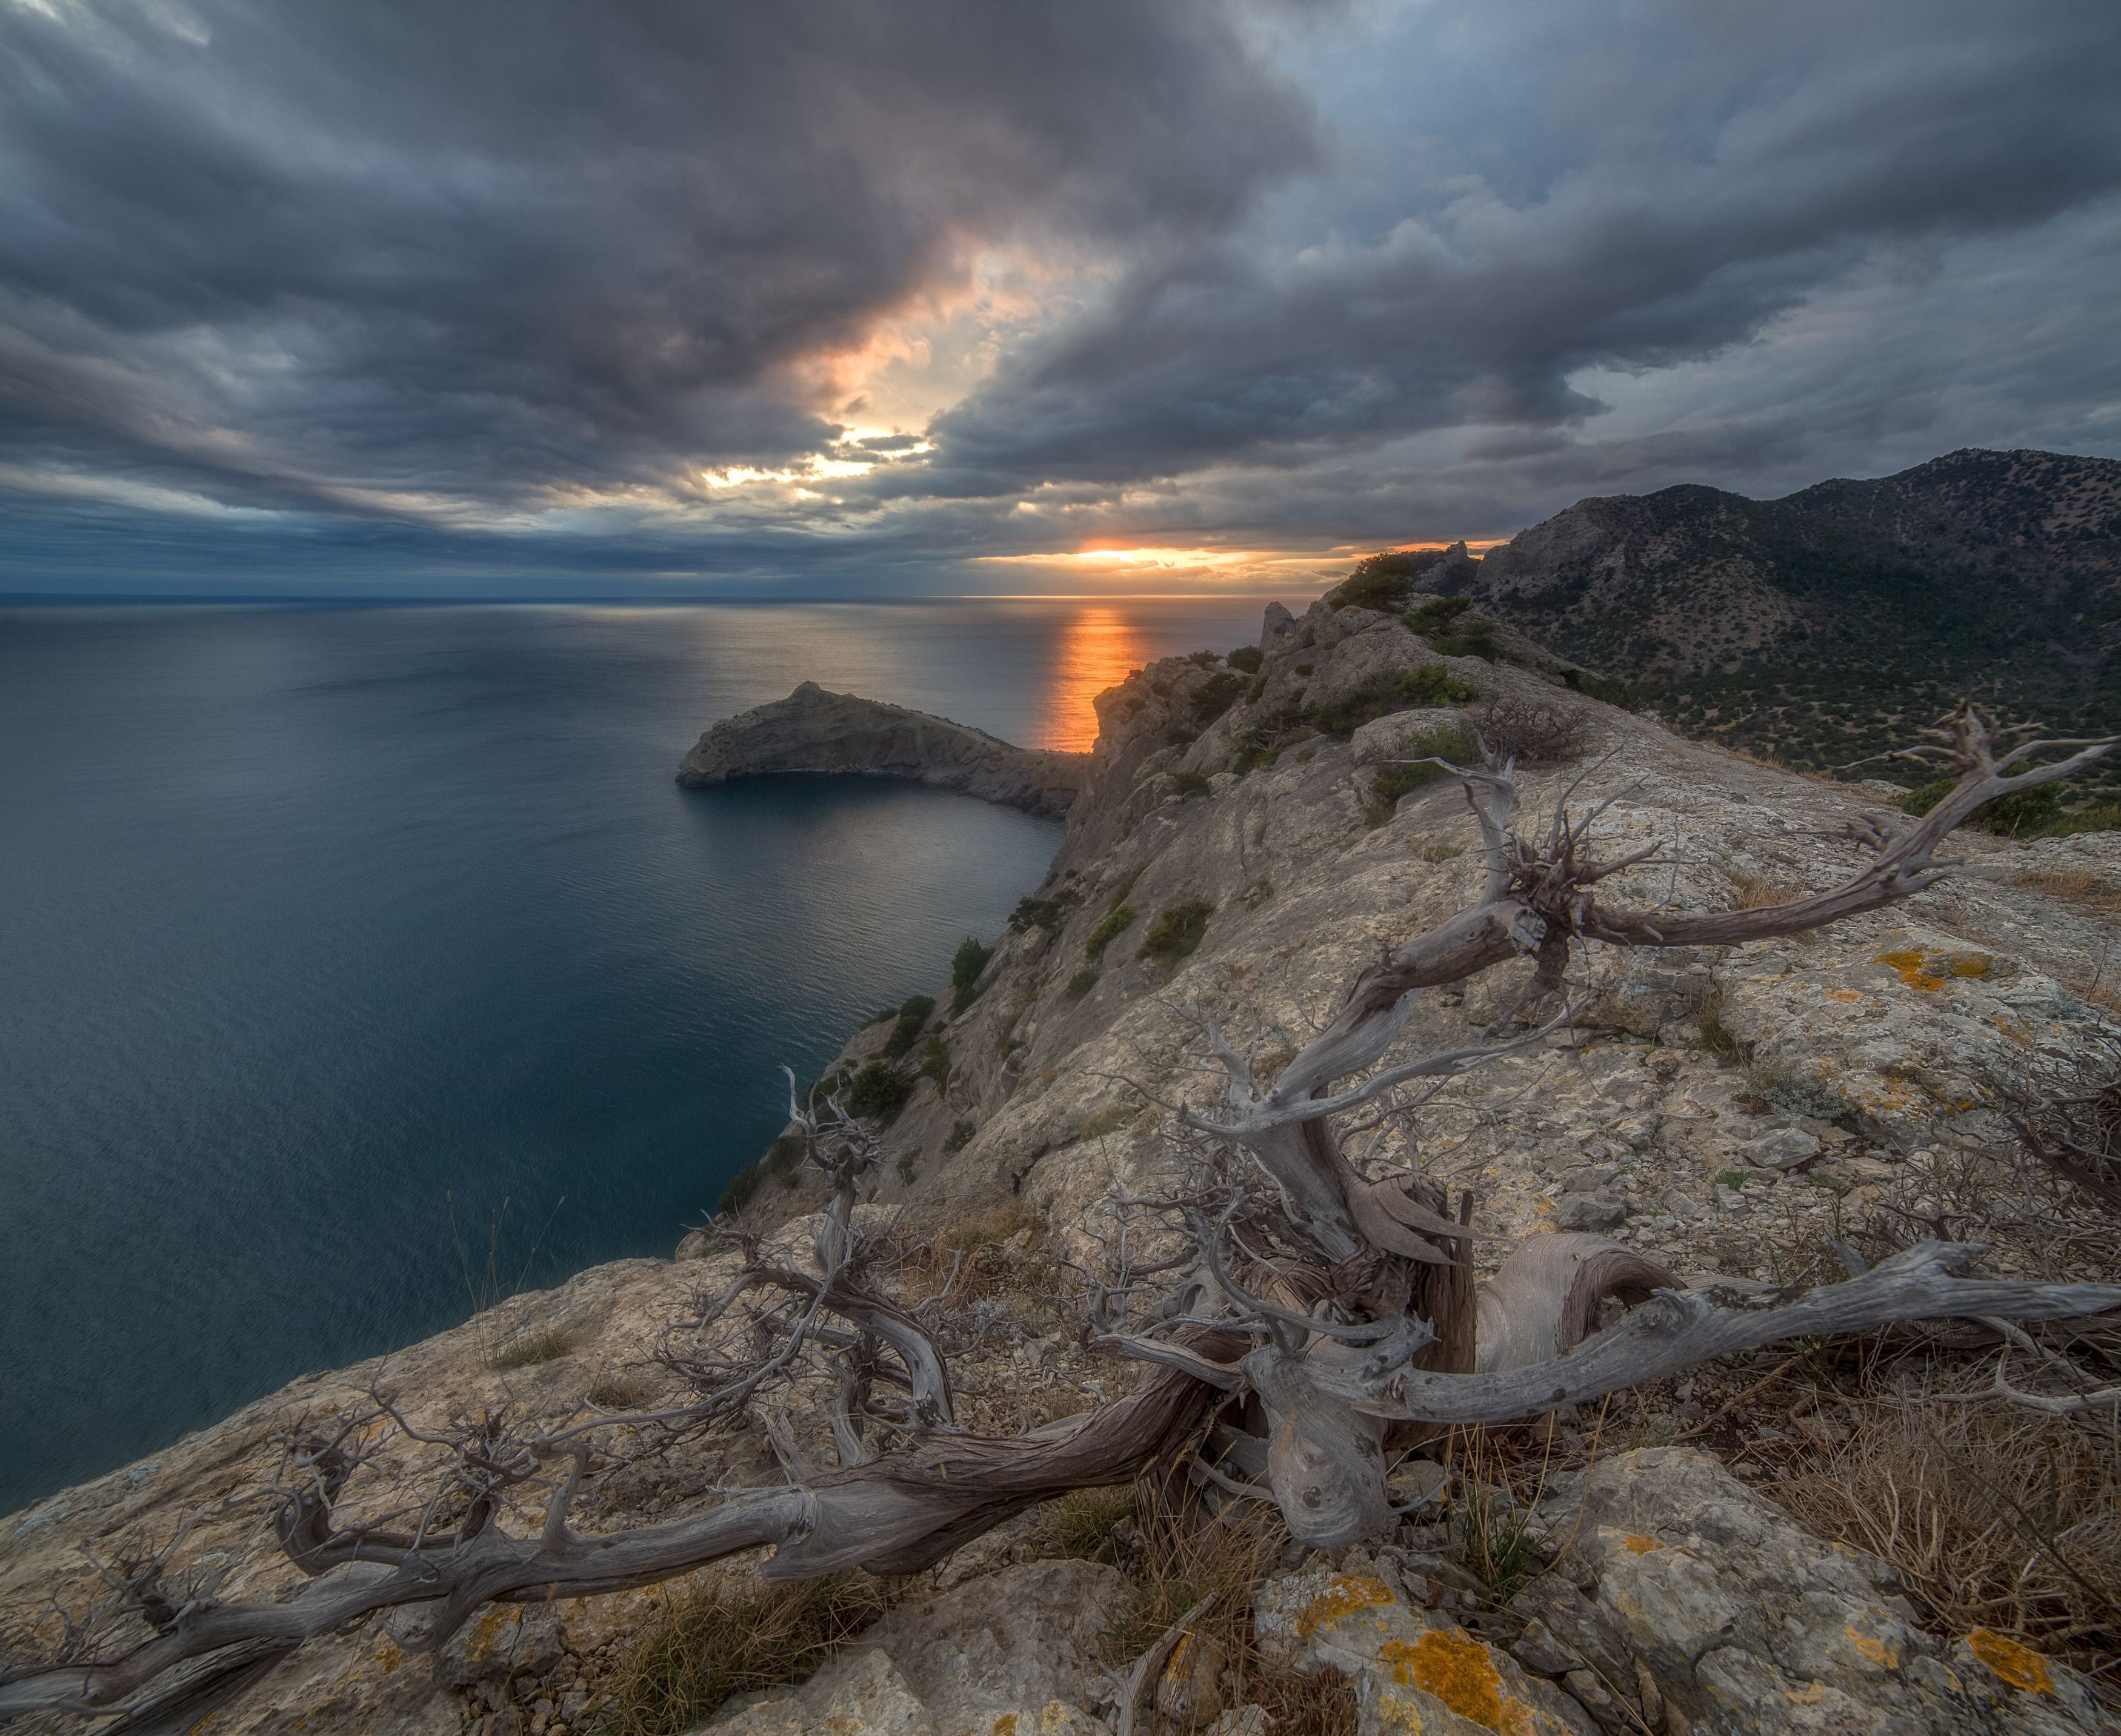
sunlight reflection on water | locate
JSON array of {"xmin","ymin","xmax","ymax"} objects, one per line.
[{"xmin": 1041, "ymin": 606, "xmax": 1151, "ymax": 751}]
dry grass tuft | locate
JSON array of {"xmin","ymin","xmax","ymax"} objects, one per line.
[
  {"xmin": 1773, "ymin": 1400, "xmax": 2121, "ymax": 1677},
  {"xmin": 593, "ymin": 1572, "xmax": 888, "ymax": 1735},
  {"xmin": 899, "ymin": 1199, "xmax": 1050, "ymax": 1309},
  {"xmin": 490, "ymin": 1324, "xmax": 573, "ymax": 1370},
  {"xmin": 587, "ymin": 1371, "xmax": 657, "ymax": 1411},
  {"xmin": 1730, "ymin": 870, "xmax": 1800, "ymax": 909},
  {"xmin": 2017, "ymin": 865, "xmax": 2121, "ymax": 917}
]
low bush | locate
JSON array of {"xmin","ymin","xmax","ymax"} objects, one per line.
[
  {"xmin": 1008, "ymin": 897, "xmax": 1065, "ymax": 932},
  {"xmin": 943, "ymin": 1116, "xmax": 976, "ymax": 1152},
  {"xmin": 950, "ymin": 936, "xmax": 994, "ymax": 1015},
  {"xmin": 1226, "ymin": 644, "xmax": 1264, "ymax": 674},
  {"xmin": 1325, "ymin": 550, "xmax": 1416, "ymax": 611},
  {"xmin": 1139, "ymin": 900, "xmax": 1213, "ymax": 964},
  {"xmin": 1902, "ymin": 778, "xmax": 2070, "ymax": 837},
  {"xmin": 1065, "ymin": 967, "xmax": 1099, "ymax": 998},
  {"xmin": 1077, "ymin": 1102, "xmax": 1134, "ymax": 1140},
  {"xmin": 1085, "ymin": 905, "xmax": 1135, "ymax": 959},
  {"xmin": 1171, "ymin": 770, "xmax": 1211, "ymax": 796},
  {"xmin": 716, "ymin": 1163, "xmax": 763, "ymax": 1216},
  {"xmin": 1468, "ymin": 692, "xmax": 1591, "ymax": 763},
  {"xmin": 1189, "ymin": 670, "xmax": 1247, "ymax": 725},
  {"xmin": 1406, "ymin": 594, "xmax": 1501, "ymax": 659},
  {"xmin": 881, "ymin": 994, "xmax": 934, "ymax": 1060},
  {"xmin": 1308, "ymin": 667, "xmax": 1480, "ymax": 736},
  {"xmin": 1364, "ymin": 725, "xmax": 1473, "ymax": 826},
  {"xmin": 845, "ymin": 1060, "xmax": 914, "ymax": 1123},
  {"xmin": 918, "ymin": 1032, "xmax": 951, "ymax": 1094}
]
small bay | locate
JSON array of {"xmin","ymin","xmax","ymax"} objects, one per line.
[{"xmin": 0, "ymin": 595, "xmax": 1273, "ymax": 1512}]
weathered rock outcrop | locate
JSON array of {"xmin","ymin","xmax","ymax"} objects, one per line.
[
  {"xmin": 677, "ymin": 681, "xmax": 1087, "ymax": 819},
  {"xmin": 10, "ymin": 592, "xmax": 2119, "ymax": 1736}
]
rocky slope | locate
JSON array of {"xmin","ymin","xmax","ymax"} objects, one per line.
[
  {"xmin": 1463, "ymin": 448, "xmax": 2121, "ymax": 778},
  {"xmin": 676, "ymin": 680, "xmax": 1087, "ymax": 817},
  {"xmin": 8, "ymin": 596, "xmax": 2120, "ymax": 1736}
]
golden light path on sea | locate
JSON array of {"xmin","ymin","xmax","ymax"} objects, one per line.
[{"xmin": 1042, "ymin": 606, "xmax": 1150, "ymax": 752}]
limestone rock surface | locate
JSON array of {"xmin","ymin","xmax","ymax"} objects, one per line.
[
  {"xmin": 1538, "ymin": 1446, "xmax": 2110, "ymax": 1734},
  {"xmin": 676, "ymin": 681, "xmax": 1087, "ymax": 817},
  {"xmin": 705, "ymin": 1558, "xmax": 1125, "ymax": 1736}
]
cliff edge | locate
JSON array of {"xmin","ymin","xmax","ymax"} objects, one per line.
[{"xmin": 676, "ymin": 680, "xmax": 1087, "ymax": 819}]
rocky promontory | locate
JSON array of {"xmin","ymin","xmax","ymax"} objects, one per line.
[{"xmin": 676, "ymin": 681, "xmax": 1087, "ymax": 818}]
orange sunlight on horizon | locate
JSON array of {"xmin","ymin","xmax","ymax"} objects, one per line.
[{"xmin": 1042, "ymin": 607, "xmax": 1148, "ymax": 751}]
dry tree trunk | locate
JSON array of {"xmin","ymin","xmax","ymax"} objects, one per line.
[{"xmin": 8, "ymin": 704, "xmax": 2120, "ymax": 1733}]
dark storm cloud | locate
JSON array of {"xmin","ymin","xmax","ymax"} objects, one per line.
[
  {"xmin": 0, "ymin": 0, "xmax": 1317, "ymax": 511},
  {"xmin": 5, "ymin": 0, "xmax": 2121, "ymax": 591},
  {"xmin": 917, "ymin": 0, "xmax": 2121, "ymax": 497}
]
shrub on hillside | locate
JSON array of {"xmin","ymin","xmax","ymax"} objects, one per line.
[
  {"xmin": 950, "ymin": 937, "xmax": 994, "ymax": 1015},
  {"xmin": 846, "ymin": 1060, "xmax": 914, "ymax": 1123},
  {"xmin": 1085, "ymin": 905, "xmax": 1135, "ymax": 959},
  {"xmin": 881, "ymin": 994, "xmax": 935, "ymax": 1060},
  {"xmin": 1308, "ymin": 667, "xmax": 1480, "ymax": 736},
  {"xmin": 1469, "ymin": 692, "xmax": 1592, "ymax": 763},
  {"xmin": 1139, "ymin": 900, "xmax": 1213, "ymax": 964},
  {"xmin": 1902, "ymin": 779, "xmax": 2066, "ymax": 837},
  {"xmin": 1227, "ymin": 644, "xmax": 1264, "ymax": 674},
  {"xmin": 1327, "ymin": 551, "xmax": 1416, "ymax": 611}
]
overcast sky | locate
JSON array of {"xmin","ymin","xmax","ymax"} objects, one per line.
[{"xmin": 4, "ymin": 0, "xmax": 2119, "ymax": 596}]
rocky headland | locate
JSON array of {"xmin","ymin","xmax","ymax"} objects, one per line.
[
  {"xmin": 8, "ymin": 590, "xmax": 2120, "ymax": 1736},
  {"xmin": 676, "ymin": 680, "xmax": 1087, "ymax": 818}
]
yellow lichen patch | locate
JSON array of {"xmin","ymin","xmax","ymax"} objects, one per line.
[
  {"xmin": 1622, "ymin": 1533, "xmax": 1663, "ymax": 1554},
  {"xmin": 1875, "ymin": 949, "xmax": 1943, "ymax": 991},
  {"xmin": 1785, "ymin": 1681, "xmax": 1828, "ymax": 1705},
  {"xmin": 1380, "ymin": 1630, "xmax": 1506, "ymax": 1729},
  {"xmin": 990, "ymin": 1715, "xmax": 1019, "ymax": 1735},
  {"xmin": 1826, "ymin": 989, "xmax": 1863, "ymax": 1003},
  {"xmin": 1842, "ymin": 1623, "xmax": 1899, "ymax": 1669},
  {"xmin": 1966, "ymin": 1629, "xmax": 2054, "ymax": 1695},
  {"xmin": 372, "ymin": 1638, "xmax": 403, "ymax": 1675},
  {"xmin": 1293, "ymin": 1574, "xmax": 1399, "ymax": 1641},
  {"xmin": 463, "ymin": 1606, "xmax": 518, "ymax": 1661}
]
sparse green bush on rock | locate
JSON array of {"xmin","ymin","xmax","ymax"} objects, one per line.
[
  {"xmin": 1327, "ymin": 551, "xmax": 1417, "ymax": 611},
  {"xmin": 950, "ymin": 936, "xmax": 994, "ymax": 1015},
  {"xmin": 1902, "ymin": 778, "xmax": 2073, "ymax": 837},
  {"xmin": 1139, "ymin": 900, "xmax": 1213, "ymax": 965},
  {"xmin": 1308, "ymin": 667, "xmax": 1480, "ymax": 736},
  {"xmin": 882, "ymin": 994, "xmax": 934, "ymax": 1059},
  {"xmin": 919, "ymin": 1032, "xmax": 951, "ymax": 1094},
  {"xmin": 1065, "ymin": 967, "xmax": 1099, "ymax": 998},
  {"xmin": 846, "ymin": 1060, "xmax": 914, "ymax": 1123},
  {"xmin": 1226, "ymin": 644, "xmax": 1264, "ymax": 674},
  {"xmin": 1085, "ymin": 906, "xmax": 1135, "ymax": 959}
]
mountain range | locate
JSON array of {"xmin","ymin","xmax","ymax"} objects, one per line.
[{"xmin": 1460, "ymin": 448, "xmax": 2121, "ymax": 783}]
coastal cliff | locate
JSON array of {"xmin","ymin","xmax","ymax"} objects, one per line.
[
  {"xmin": 676, "ymin": 680, "xmax": 1087, "ymax": 819},
  {"xmin": 8, "ymin": 599, "xmax": 2119, "ymax": 1736}
]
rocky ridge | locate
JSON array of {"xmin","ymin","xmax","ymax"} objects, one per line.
[
  {"xmin": 7, "ymin": 593, "xmax": 2119, "ymax": 1735},
  {"xmin": 676, "ymin": 680, "xmax": 1087, "ymax": 818},
  {"xmin": 1462, "ymin": 447, "xmax": 2121, "ymax": 778}
]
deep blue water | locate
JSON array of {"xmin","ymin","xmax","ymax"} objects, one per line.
[{"xmin": 0, "ymin": 596, "xmax": 1274, "ymax": 1513}]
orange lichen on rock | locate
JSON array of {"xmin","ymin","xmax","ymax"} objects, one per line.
[
  {"xmin": 1379, "ymin": 1629, "xmax": 1512, "ymax": 1730},
  {"xmin": 1622, "ymin": 1533, "xmax": 1663, "ymax": 1554},
  {"xmin": 1966, "ymin": 1628, "xmax": 2054, "ymax": 1694},
  {"xmin": 1874, "ymin": 948, "xmax": 1995, "ymax": 991},
  {"xmin": 1294, "ymin": 1574, "xmax": 1397, "ymax": 1641},
  {"xmin": 1842, "ymin": 1622, "xmax": 1899, "ymax": 1669}
]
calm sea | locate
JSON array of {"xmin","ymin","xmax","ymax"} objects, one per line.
[{"xmin": 0, "ymin": 596, "xmax": 1279, "ymax": 1514}]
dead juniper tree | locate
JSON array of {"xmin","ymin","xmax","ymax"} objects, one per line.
[{"xmin": 7, "ymin": 704, "xmax": 2121, "ymax": 1734}]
